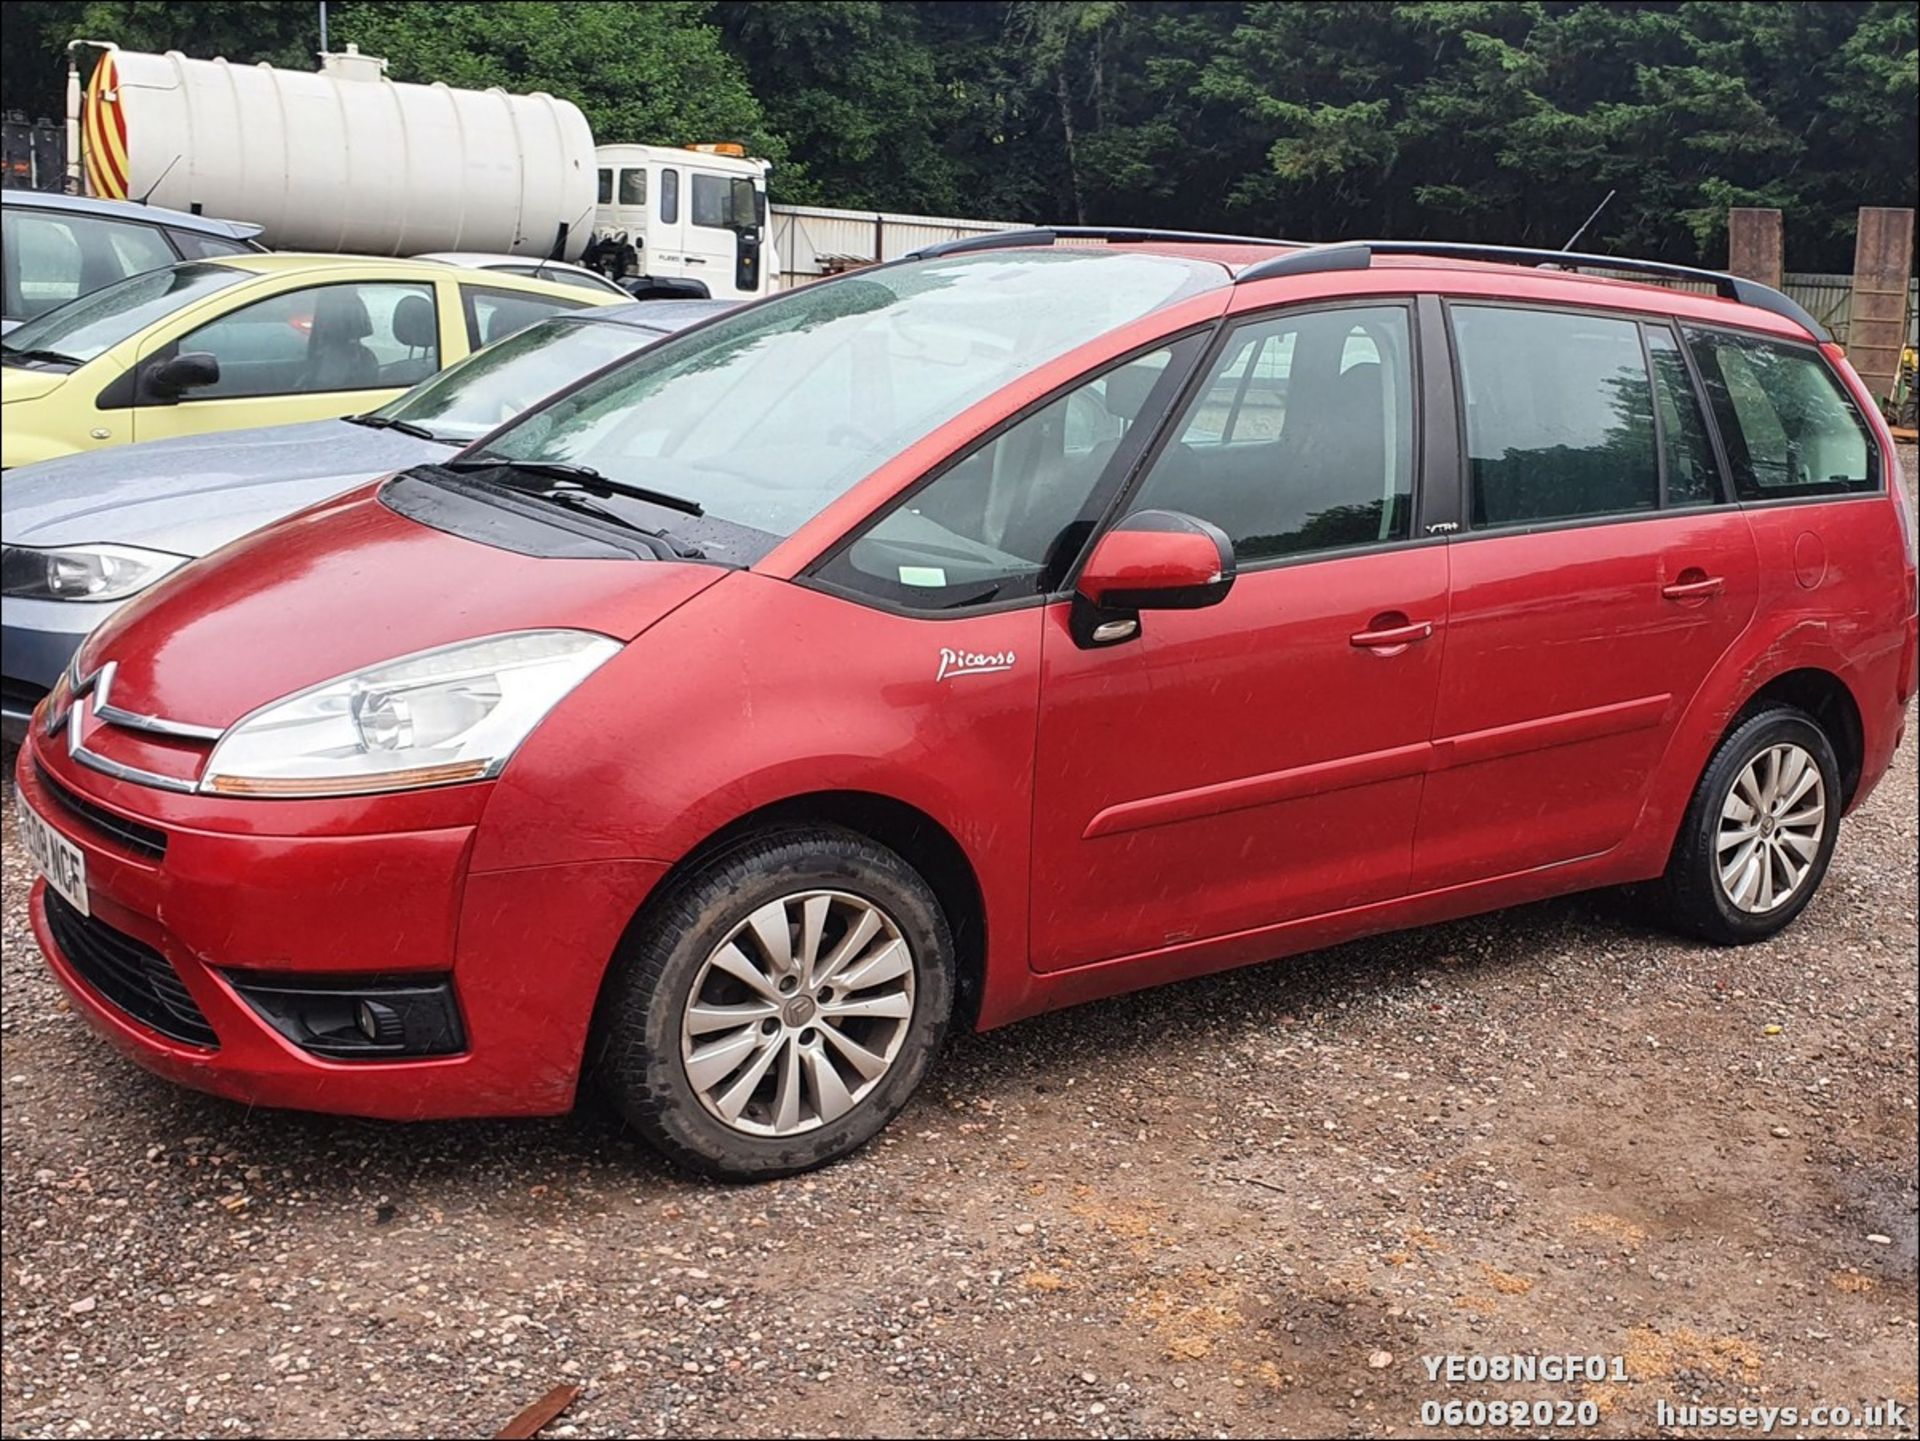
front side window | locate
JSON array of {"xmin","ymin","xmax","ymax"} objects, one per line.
[
  {"xmin": 472, "ymin": 250, "xmax": 1222, "ymax": 545},
  {"xmin": 1454, "ymin": 305, "xmax": 1657, "ymax": 529},
  {"xmin": 596, "ymin": 168, "xmax": 613, "ymax": 205},
  {"xmin": 691, "ymin": 174, "xmax": 741, "ymax": 230},
  {"xmin": 173, "ymin": 281, "xmax": 440, "ymax": 398},
  {"xmin": 0, "ymin": 209, "xmax": 176, "ymax": 322},
  {"xmin": 659, "ymin": 168, "xmax": 680, "ymax": 225},
  {"xmin": 1683, "ymin": 328, "xmax": 1876, "ymax": 499},
  {"xmin": 618, "ymin": 168, "xmax": 646, "ymax": 206},
  {"xmin": 813, "ymin": 346, "xmax": 1183, "ymax": 609},
  {"xmin": 462, "ymin": 286, "xmax": 589, "ymax": 348},
  {"xmin": 1128, "ymin": 305, "xmax": 1414, "ymax": 560},
  {"xmin": 378, "ymin": 315, "xmax": 645, "ymax": 443},
  {"xmin": 2, "ymin": 260, "xmax": 248, "ymax": 366}
]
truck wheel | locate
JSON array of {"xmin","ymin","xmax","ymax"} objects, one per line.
[
  {"xmin": 1655, "ymin": 704, "xmax": 1841, "ymax": 944},
  {"xmin": 593, "ymin": 827, "xmax": 954, "ymax": 1180}
]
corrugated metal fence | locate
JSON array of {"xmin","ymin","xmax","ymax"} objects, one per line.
[{"xmin": 771, "ymin": 204, "xmax": 1017, "ymax": 285}]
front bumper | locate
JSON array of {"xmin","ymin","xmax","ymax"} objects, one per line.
[
  {"xmin": 1, "ymin": 595, "xmax": 109, "ymax": 744},
  {"xmin": 15, "ymin": 737, "xmax": 668, "ymax": 1119}
]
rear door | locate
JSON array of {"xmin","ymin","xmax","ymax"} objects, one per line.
[{"xmin": 1411, "ymin": 302, "xmax": 1758, "ymax": 891}]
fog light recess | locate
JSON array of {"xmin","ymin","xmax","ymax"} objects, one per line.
[{"xmin": 227, "ymin": 975, "xmax": 465, "ymax": 1059}]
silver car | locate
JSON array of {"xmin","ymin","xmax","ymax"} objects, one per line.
[
  {"xmin": 0, "ymin": 299, "xmax": 731, "ymax": 743},
  {"xmin": 2, "ymin": 189, "xmax": 264, "ymax": 334}
]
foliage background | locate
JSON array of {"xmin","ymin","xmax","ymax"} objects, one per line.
[{"xmin": 4, "ymin": 0, "xmax": 1914, "ymax": 270}]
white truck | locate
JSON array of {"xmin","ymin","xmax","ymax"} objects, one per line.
[{"xmin": 60, "ymin": 42, "xmax": 1010, "ymax": 302}]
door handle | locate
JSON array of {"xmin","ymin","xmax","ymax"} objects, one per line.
[
  {"xmin": 1350, "ymin": 618, "xmax": 1434, "ymax": 650},
  {"xmin": 1661, "ymin": 575, "xmax": 1724, "ymax": 601},
  {"xmin": 683, "ymin": 257, "xmax": 707, "ymax": 265}
]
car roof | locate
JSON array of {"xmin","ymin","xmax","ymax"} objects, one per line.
[
  {"xmin": 1, "ymin": 188, "xmax": 263, "ymax": 241},
  {"xmin": 209, "ymin": 252, "xmax": 611, "ymax": 296},
  {"xmin": 413, "ymin": 251, "xmax": 593, "ymax": 270},
  {"xmin": 929, "ymin": 233, "xmax": 1821, "ymax": 341},
  {"xmin": 569, "ymin": 299, "xmax": 737, "ymax": 332}
]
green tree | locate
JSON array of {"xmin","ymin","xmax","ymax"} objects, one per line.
[{"xmin": 336, "ymin": 2, "xmax": 780, "ymax": 161}]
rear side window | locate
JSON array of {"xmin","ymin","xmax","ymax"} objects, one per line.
[
  {"xmin": 1682, "ymin": 329, "xmax": 1876, "ymax": 499},
  {"xmin": 618, "ymin": 168, "xmax": 647, "ymax": 206},
  {"xmin": 462, "ymin": 286, "xmax": 589, "ymax": 348},
  {"xmin": 1129, "ymin": 305, "xmax": 1414, "ymax": 560},
  {"xmin": 1645, "ymin": 328, "xmax": 1722, "ymax": 506},
  {"xmin": 168, "ymin": 229, "xmax": 256, "ymax": 261},
  {"xmin": 597, "ymin": 168, "xmax": 613, "ymax": 205},
  {"xmin": 1453, "ymin": 306, "xmax": 1657, "ymax": 529},
  {"xmin": 659, "ymin": 168, "xmax": 680, "ymax": 225}
]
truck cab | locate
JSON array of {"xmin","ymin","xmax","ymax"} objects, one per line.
[{"xmin": 591, "ymin": 143, "xmax": 774, "ymax": 301}]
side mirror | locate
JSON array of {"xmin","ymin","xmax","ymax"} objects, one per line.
[
  {"xmin": 1072, "ymin": 509, "xmax": 1236, "ymax": 646},
  {"xmin": 147, "ymin": 350, "xmax": 221, "ymax": 400}
]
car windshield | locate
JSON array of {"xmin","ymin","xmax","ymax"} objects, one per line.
[
  {"xmin": 469, "ymin": 250, "xmax": 1223, "ymax": 540},
  {"xmin": 375, "ymin": 315, "xmax": 651, "ymax": 443},
  {"xmin": 1, "ymin": 262, "xmax": 250, "ymax": 366}
]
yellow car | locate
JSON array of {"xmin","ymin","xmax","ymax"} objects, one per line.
[{"xmin": 1, "ymin": 254, "xmax": 608, "ymax": 468}]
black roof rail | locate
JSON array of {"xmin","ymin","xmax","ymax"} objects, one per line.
[
  {"xmin": 907, "ymin": 226, "xmax": 1296, "ymax": 261},
  {"xmin": 1235, "ymin": 240, "xmax": 1830, "ymax": 342}
]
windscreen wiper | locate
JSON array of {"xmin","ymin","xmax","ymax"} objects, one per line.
[
  {"xmin": 346, "ymin": 413, "xmax": 444, "ymax": 442},
  {"xmin": 1, "ymin": 346, "xmax": 81, "ymax": 367},
  {"xmin": 446, "ymin": 456, "xmax": 705, "ymax": 517}
]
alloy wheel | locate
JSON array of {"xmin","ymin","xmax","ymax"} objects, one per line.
[
  {"xmin": 679, "ymin": 890, "xmax": 916, "ymax": 1136},
  {"xmin": 1716, "ymin": 742, "xmax": 1826, "ymax": 915}
]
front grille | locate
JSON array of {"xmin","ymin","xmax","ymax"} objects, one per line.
[
  {"xmin": 43, "ymin": 891, "xmax": 218, "ymax": 1047},
  {"xmin": 2, "ymin": 675, "xmax": 49, "ymax": 715},
  {"xmin": 34, "ymin": 764, "xmax": 168, "ymax": 861}
]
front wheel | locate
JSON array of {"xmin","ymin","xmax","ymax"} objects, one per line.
[
  {"xmin": 1655, "ymin": 704, "xmax": 1841, "ymax": 944},
  {"xmin": 592, "ymin": 827, "xmax": 954, "ymax": 1180}
]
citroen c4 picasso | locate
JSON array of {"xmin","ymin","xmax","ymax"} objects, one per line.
[{"xmin": 14, "ymin": 233, "xmax": 1918, "ymax": 1180}]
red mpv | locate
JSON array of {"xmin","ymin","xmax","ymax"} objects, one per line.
[{"xmin": 15, "ymin": 234, "xmax": 1919, "ymax": 1179}]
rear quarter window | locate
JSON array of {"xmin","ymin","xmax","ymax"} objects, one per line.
[{"xmin": 1682, "ymin": 328, "xmax": 1877, "ymax": 500}]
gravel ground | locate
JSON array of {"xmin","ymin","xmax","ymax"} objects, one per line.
[{"xmin": 3, "ymin": 453, "xmax": 1916, "ymax": 1440}]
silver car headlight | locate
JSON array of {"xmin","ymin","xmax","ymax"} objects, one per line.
[
  {"xmin": 0, "ymin": 542, "xmax": 189, "ymax": 601},
  {"xmin": 200, "ymin": 630, "xmax": 620, "ymax": 798}
]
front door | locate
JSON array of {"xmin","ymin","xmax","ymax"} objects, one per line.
[
  {"xmin": 132, "ymin": 279, "xmax": 443, "ymax": 442},
  {"xmin": 1029, "ymin": 302, "xmax": 1448, "ymax": 972},
  {"xmin": 1410, "ymin": 304, "xmax": 1759, "ymax": 890}
]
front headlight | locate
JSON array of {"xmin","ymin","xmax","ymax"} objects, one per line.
[
  {"xmin": 200, "ymin": 629, "xmax": 621, "ymax": 798},
  {"xmin": 0, "ymin": 542, "xmax": 189, "ymax": 601}
]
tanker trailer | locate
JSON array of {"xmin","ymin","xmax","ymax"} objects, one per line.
[{"xmin": 68, "ymin": 42, "xmax": 596, "ymax": 260}]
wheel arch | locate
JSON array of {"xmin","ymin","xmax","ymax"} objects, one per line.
[
  {"xmin": 1637, "ymin": 653, "xmax": 1867, "ymax": 880},
  {"xmin": 614, "ymin": 789, "xmax": 989, "ymax": 1032},
  {"xmin": 1736, "ymin": 667, "xmax": 1865, "ymax": 808}
]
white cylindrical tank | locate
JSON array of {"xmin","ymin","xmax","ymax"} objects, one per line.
[{"xmin": 80, "ymin": 45, "xmax": 597, "ymax": 259}]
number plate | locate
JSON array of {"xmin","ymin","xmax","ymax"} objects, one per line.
[{"xmin": 14, "ymin": 785, "xmax": 88, "ymax": 916}]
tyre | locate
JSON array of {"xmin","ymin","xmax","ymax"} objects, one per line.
[
  {"xmin": 592, "ymin": 826, "xmax": 955, "ymax": 1181},
  {"xmin": 1655, "ymin": 704, "xmax": 1841, "ymax": 944}
]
